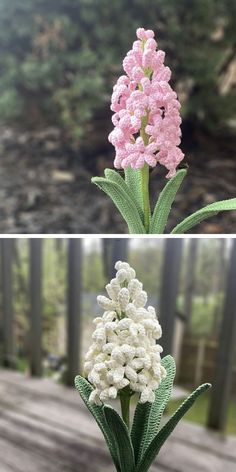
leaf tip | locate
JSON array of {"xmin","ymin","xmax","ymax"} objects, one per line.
[
  {"xmin": 204, "ymin": 382, "xmax": 212, "ymax": 389},
  {"xmin": 104, "ymin": 168, "xmax": 114, "ymax": 179},
  {"xmin": 91, "ymin": 176, "xmax": 107, "ymax": 189},
  {"xmin": 198, "ymin": 382, "xmax": 212, "ymax": 394},
  {"xmin": 74, "ymin": 374, "xmax": 81, "ymax": 387},
  {"xmin": 177, "ymin": 168, "xmax": 187, "ymax": 176}
]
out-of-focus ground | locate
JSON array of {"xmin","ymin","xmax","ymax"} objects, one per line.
[
  {"xmin": 0, "ymin": 368, "xmax": 235, "ymax": 472},
  {"xmin": 0, "ymin": 126, "xmax": 235, "ymax": 234}
]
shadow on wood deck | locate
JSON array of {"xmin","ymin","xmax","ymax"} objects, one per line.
[{"xmin": 0, "ymin": 369, "xmax": 235, "ymax": 472}]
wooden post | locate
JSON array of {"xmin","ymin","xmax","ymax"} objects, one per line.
[
  {"xmin": 184, "ymin": 239, "xmax": 198, "ymax": 330},
  {"xmin": 212, "ymin": 239, "xmax": 226, "ymax": 337},
  {"xmin": 29, "ymin": 239, "xmax": 42, "ymax": 377},
  {"xmin": 207, "ymin": 239, "xmax": 236, "ymax": 431},
  {"xmin": 159, "ymin": 239, "xmax": 183, "ymax": 356},
  {"xmin": 102, "ymin": 240, "xmax": 112, "ymax": 280},
  {"xmin": 110, "ymin": 239, "xmax": 128, "ymax": 279},
  {"xmin": 195, "ymin": 338, "xmax": 205, "ymax": 387},
  {"xmin": 66, "ymin": 239, "xmax": 82, "ymax": 386},
  {"xmin": 102, "ymin": 239, "xmax": 129, "ymax": 280},
  {"xmin": 175, "ymin": 239, "xmax": 198, "ymax": 379},
  {"xmin": 1, "ymin": 239, "xmax": 15, "ymax": 367}
]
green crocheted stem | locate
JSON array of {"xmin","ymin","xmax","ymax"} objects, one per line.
[
  {"xmin": 141, "ymin": 163, "xmax": 150, "ymax": 233},
  {"xmin": 120, "ymin": 391, "xmax": 131, "ymax": 431}
]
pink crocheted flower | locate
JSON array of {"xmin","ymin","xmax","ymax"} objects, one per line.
[{"xmin": 108, "ymin": 28, "xmax": 184, "ymax": 177}]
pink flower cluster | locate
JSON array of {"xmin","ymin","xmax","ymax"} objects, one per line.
[{"xmin": 108, "ymin": 28, "xmax": 184, "ymax": 177}]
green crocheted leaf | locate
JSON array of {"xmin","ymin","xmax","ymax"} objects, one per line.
[
  {"xmin": 172, "ymin": 198, "xmax": 236, "ymax": 234},
  {"xmin": 131, "ymin": 356, "xmax": 176, "ymax": 466},
  {"xmin": 136, "ymin": 383, "xmax": 211, "ymax": 472},
  {"xmin": 131, "ymin": 397, "xmax": 152, "ymax": 464},
  {"xmin": 150, "ymin": 169, "xmax": 187, "ymax": 234},
  {"xmin": 91, "ymin": 177, "xmax": 146, "ymax": 234},
  {"xmin": 140, "ymin": 355, "xmax": 176, "ymax": 461},
  {"xmin": 124, "ymin": 167, "xmax": 143, "ymax": 215},
  {"xmin": 74, "ymin": 376, "xmax": 120, "ymax": 472},
  {"xmin": 104, "ymin": 168, "xmax": 143, "ymax": 220},
  {"xmin": 104, "ymin": 405, "xmax": 135, "ymax": 472}
]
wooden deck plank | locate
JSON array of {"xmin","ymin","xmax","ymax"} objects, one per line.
[
  {"xmin": 0, "ymin": 369, "xmax": 235, "ymax": 472},
  {"xmin": 0, "ymin": 409, "xmax": 112, "ymax": 472},
  {"xmin": 158, "ymin": 439, "xmax": 235, "ymax": 472}
]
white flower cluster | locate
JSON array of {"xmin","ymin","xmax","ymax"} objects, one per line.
[{"xmin": 84, "ymin": 261, "xmax": 166, "ymax": 405}]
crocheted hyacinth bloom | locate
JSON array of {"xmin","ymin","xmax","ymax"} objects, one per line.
[
  {"xmin": 84, "ymin": 261, "xmax": 166, "ymax": 405},
  {"xmin": 108, "ymin": 28, "xmax": 184, "ymax": 177}
]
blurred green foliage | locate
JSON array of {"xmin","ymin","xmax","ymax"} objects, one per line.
[
  {"xmin": 130, "ymin": 242, "xmax": 164, "ymax": 295},
  {"xmin": 83, "ymin": 250, "xmax": 106, "ymax": 292},
  {"xmin": 178, "ymin": 294, "xmax": 224, "ymax": 337},
  {"xmin": 0, "ymin": 0, "xmax": 235, "ymax": 144}
]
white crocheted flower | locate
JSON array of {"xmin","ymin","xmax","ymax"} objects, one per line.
[{"xmin": 84, "ymin": 261, "xmax": 166, "ymax": 405}]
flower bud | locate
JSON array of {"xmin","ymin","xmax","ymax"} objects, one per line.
[
  {"xmin": 97, "ymin": 295, "xmax": 116, "ymax": 310},
  {"xmin": 134, "ymin": 290, "xmax": 148, "ymax": 308},
  {"xmin": 106, "ymin": 283, "xmax": 118, "ymax": 301},
  {"xmin": 116, "ymin": 269, "xmax": 127, "ymax": 283},
  {"xmin": 128, "ymin": 279, "xmax": 142, "ymax": 299},
  {"xmin": 118, "ymin": 287, "xmax": 130, "ymax": 310},
  {"xmin": 109, "ymin": 387, "xmax": 117, "ymax": 399}
]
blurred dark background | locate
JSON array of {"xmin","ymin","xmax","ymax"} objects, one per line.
[
  {"xmin": 0, "ymin": 237, "xmax": 236, "ymax": 471},
  {"xmin": 0, "ymin": 0, "xmax": 235, "ymax": 233}
]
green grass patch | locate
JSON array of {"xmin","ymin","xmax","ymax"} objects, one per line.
[
  {"xmin": 167, "ymin": 390, "xmax": 236, "ymax": 435},
  {"xmin": 16, "ymin": 357, "xmax": 29, "ymax": 372}
]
